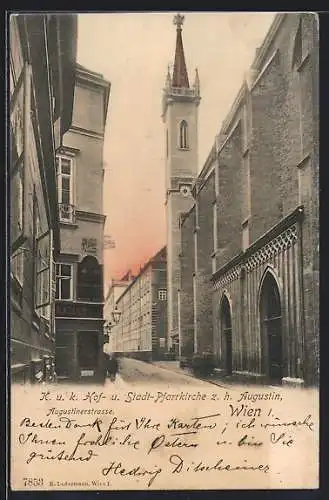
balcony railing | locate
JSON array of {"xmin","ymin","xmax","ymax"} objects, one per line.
[
  {"xmin": 59, "ymin": 203, "xmax": 76, "ymax": 223},
  {"xmin": 55, "ymin": 301, "xmax": 103, "ymax": 319},
  {"xmin": 168, "ymin": 87, "xmax": 199, "ymax": 98}
]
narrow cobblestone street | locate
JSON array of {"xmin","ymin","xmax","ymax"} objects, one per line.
[{"xmin": 104, "ymin": 357, "xmax": 231, "ymax": 389}]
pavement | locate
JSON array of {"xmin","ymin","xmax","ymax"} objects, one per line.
[
  {"xmin": 105, "ymin": 357, "xmax": 220, "ymax": 388},
  {"xmin": 151, "ymin": 360, "xmax": 230, "ymax": 388}
]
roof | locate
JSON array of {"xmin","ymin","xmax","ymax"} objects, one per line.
[
  {"xmin": 172, "ymin": 15, "xmax": 190, "ymax": 88},
  {"xmin": 76, "ymin": 62, "xmax": 105, "ymax": 80},
  {"xmin": 116, "ymin": 246, "xmax": 167, "ymax": 303}
]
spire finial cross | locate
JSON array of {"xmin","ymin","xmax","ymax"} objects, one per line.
[{"xmin": 173, "ymin": 13, "xmax": 185, "ymax": 30}]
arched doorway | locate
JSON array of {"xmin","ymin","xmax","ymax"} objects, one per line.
[
  {"xmin": 220, "ymin": 296, "xmax": 232, "ymax": 375},
  {"xmin": 77, "ymin": 256, "xmax": 102, "ymax": 302},
  {"xmin": 259, "ymin": 272, "xmax": 283, "ymax": 383}
]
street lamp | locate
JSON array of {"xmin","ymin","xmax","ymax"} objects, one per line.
[{"xmin": 111, "ymin": 305, "xmax": 122, "ymax": 325}]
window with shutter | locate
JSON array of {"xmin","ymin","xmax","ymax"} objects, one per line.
[{"xmin": 35, "ymin": 230, "xmax": 51, "ymax": 313}]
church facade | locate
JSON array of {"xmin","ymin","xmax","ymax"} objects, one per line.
[{"xmin": 176, "ymin": 13, "xmax": 319, "ymax": 386}]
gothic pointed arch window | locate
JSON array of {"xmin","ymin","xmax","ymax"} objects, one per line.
[
  {"xmin": 77, "ymin": 256, "xmax": 103, "ymax": 302},
  {"xmin": 179, "ymin": 120, "xmax": 189, "ymax": 149}
]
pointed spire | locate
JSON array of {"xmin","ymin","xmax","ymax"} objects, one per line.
[
  {"xmin": 165, "ymin": 64, "xmax": 172, "ymax": 89},
  {"xmin": 172, "ymin": 13, "xmax": 190, "ymax": 88}
]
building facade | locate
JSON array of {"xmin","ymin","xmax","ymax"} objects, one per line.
[
  {"xmin": 54, "ymin": 64, "xmax": 110, "ymax": 382},
  {"xmin": 179, "ymin": 13, "xmax": 319, "ymax": 386},
  {"xmin": 10, "ymin": 14, "xmax": 77, "ymax": 383},
  {"xmin": 107, "ymin": 247, "xmax": 167, "ymax": 360},
  {"xmin": 162, "ymin": 14, "xmax": 201, "ymax": 353},
  {"xmin": 103, "ymin": 272, "xmax": 134, "ymax": 349}
]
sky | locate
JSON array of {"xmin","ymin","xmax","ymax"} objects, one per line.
[{"xmin": 76, "ymin": 11, "xmax": 276, "ymax": 288}]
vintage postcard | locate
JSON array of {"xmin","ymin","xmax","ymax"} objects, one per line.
[{"xmin": 9, "ymin": 11, "xmax": 319, "ymax": 492}]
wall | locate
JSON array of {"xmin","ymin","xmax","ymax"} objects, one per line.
[
  {"xmin": 58, "ymin": 218, "xmax": 104, "ymax": 264},
  {"xmin": 215, "ymin": 123, "xmax": 243, "ymax": 271},
  {"xmin": 63, "ymin": 130, "xmax": 104, "ymax": 216},
  {"xmin": 167, "ymin": 191, "xmax": 195, "ymax": 338},
  {"xmin": 195, "ymin": 172, "xmax": 215, "ymax": 352},
  {"xmin": 72, "ymin": 82, "xmax": 104, "ymax": 135},
  {"xmin": 179, "ymin": 207, "xmax": 195, "ymax": 356},
  {"xmin": 10, "ymin": 16, "xmax": 56, "ymax": 380}
]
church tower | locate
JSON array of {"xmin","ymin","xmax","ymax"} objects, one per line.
[{"xmin": 162, "ymin": 13, "xmax": 201, "ymax": 351}]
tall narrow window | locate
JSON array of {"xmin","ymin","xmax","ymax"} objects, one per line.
[
  {"xmin": 35, "ymin": 229, "xmax": 51, "ymax": 318},
  {"xmin": 242, "ymin": 220, "xmax": 249, "ymax": 251},
  {"xmin": 56, "ymin": 155, "xmax": 74, "ymax": 222},
  {"xmin": 213, "ymin": 202, "xmax": 217, "ymax": 254},
  {"xmin": 56, "ymin": 263, "xmax": 73, "ymax": 300},
  {"xmin": 179, "ymin": 120, "xmax": 188, "ymax": 149},
  {"xmin": 292, "ymin": 18, "xmax": 302, "ymax": 68},
  {"xmin": 242, "ymin": 103, "xmax": 250, "ymax": 152}
]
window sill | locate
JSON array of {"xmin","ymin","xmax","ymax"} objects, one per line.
[
  {"xmin": 242, "ymin": 146, "xmax": 250, "ymax": 158},
  {"xmin": 177, "ymin": 147, "xmax": 190, "ymax": 151},
  {"xmin": 75, "ymin": 299, "xmax": 104, "ymax": 305},
  {"xmin": 59, "ymin": 220, "xmax": 78, "ymax": 228},
  {"xmin": 296, "ymin": 152, "xmax": 311, "ymax": 169}
]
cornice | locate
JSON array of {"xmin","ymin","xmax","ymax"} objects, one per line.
[
  {"xmin": 211, "ymin": 205, "xmax": 304, "ymax": 283},
  {"xmin": 69, "ymin": 125, "xmax": 104, "ymax": 140},
  {"xmin": 58, "ymin": 145, "xmax": 80, "ymax": 156},
  {"xmin": 76, "ymin": 210, "xmax": 106, "ymax": 224}
]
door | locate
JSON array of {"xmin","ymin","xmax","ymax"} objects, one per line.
[
  {"xmin": 55, "ymin": 332, "xmax": 75, "ymax": 377},
  {"xmin": 78, "ymin": 331, "xmax": 99, "ymax": 372},
  {"xmin": 221, "ymin": 296, "xmax": 232, "ymax": 375},
  {"xmin": 260, "ymin": 273, "xmax": 283, "ymax": 382}
]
